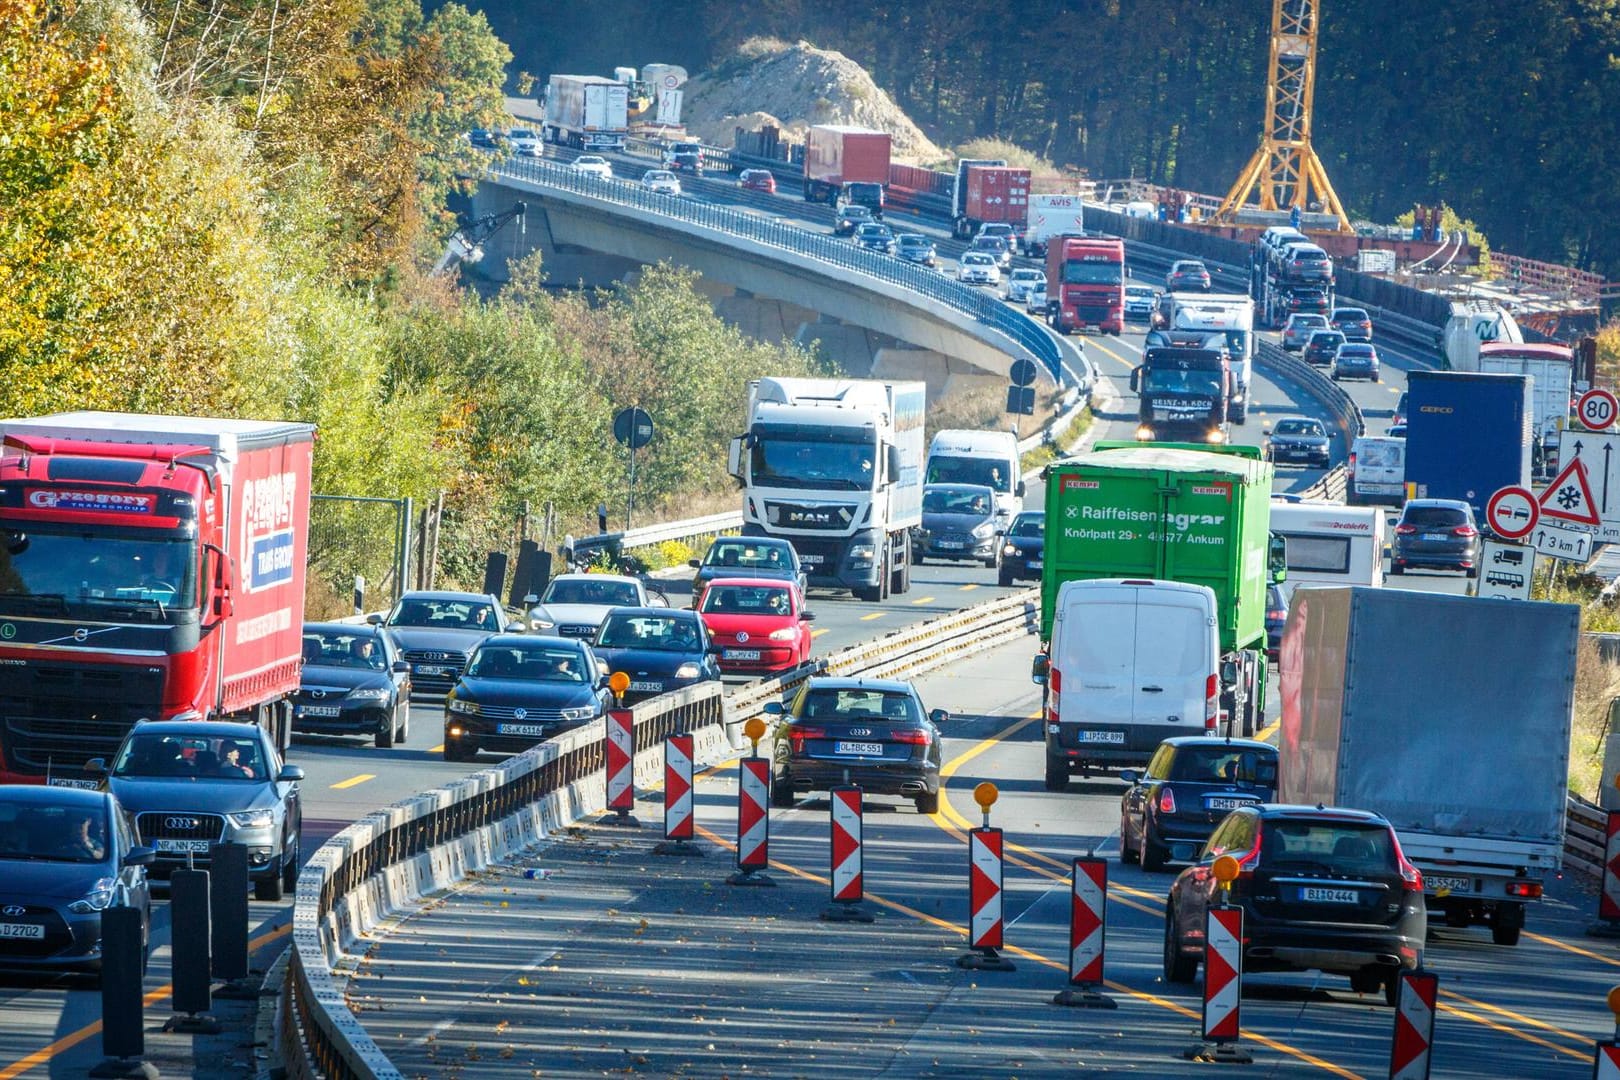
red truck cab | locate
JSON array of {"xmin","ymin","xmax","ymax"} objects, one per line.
[
  {"xmin": 0, "ymin": 413, "xmax": 313, "ymax": 785},
  {"xmin": 1045, "ymin": 236, "xmax": 1126, "ymax": 336}
]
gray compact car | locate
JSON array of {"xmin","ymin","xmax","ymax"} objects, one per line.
[
  {"xmin": 92, "ymin": 720, "xmax": 305, "ymax": 900},
  {"xmin": 296, "ymin": 622, "xmax": 412, "ymax": 747},
  {"xmin": 1392, "ymin": 498, "xmax": 1481, "ymax": 576},
  {"xmin": 378, "ymin": 590, "xmax": 512, "ymax": 698},
  {"xmin": 914, "ymin": 483, "xmax": 1001, "ymax": 567}
]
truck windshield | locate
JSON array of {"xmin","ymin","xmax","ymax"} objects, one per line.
[
  {"xmin": 926, "ymin": 455, "xmax": 1011, "ymax": 492},
  {"xmin": 1061, "ymin": 262, "xmax": 1122, "ymax": 286},
  {"xmin": 0, "ymin": 528, "xmax": 196, "ymax": 614},
  {"xmin": 1143, "ymin": 369, "xmax": 1223, "ymax": 397},
  {"xmin": 751, "ymin": 429, "xmax": 876, "ymax": 491}
]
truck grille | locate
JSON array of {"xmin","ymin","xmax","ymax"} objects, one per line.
[
  {"xmin": 400, "ymin": 650, "xmax": 465, "ymax": 696},
  {"xmin": 763, "ymin": 502, "xmax": 857, "ymax": 531},
  {"xmin": 137, "ymin": 812, "xmax": 226, "ymax": 843},
  {"xmin": 0, "ymin": 663, "xmax": 164, "ymax": 777}
]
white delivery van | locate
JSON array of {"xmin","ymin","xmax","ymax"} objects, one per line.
[
  {"xmin": 925, "ymin": 429, "xmax": 1023, "ymax": 526},
  {"xmin": 1347, "ymin": 435, "xmax": 1406, "ymax": 507},
  {"xmin": 1037, "ymin": 579, "xmax": 1220, "ymax": 788},
  {"xmin": 1267, "ymin": 501, "xmax": 1386, "ymax": 589}
]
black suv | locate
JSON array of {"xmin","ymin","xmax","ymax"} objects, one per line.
[
  {"xmin": 1164, "ymin": 804, "xmax": 1427, "ymax": 1006},
  {"xmin": 1303, "ymin": 329, "xmax": 1346, "ymax": 366},
  {"xmin": 1119, "ymin": 738, "xmax": 1277, "ymax": 871},
  {"xmin": 1392, "ymin": 498, "xmax": 1481, "ymax": 576}
]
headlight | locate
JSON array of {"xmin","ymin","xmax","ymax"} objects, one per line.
[
  {"xmin": 768, "ymin": 627, "xmax": 799, "ymax": 641},
  {"xmin": 849, "ymin": 544, "xmax": 874, "ymax": 561},
  {"xmin": 1207, "ymin": 429, "xmax": 1227, "ymax": 444},
  {"xmin": 447, "ymin": 698, "xmax": 480, "ymax": 715},
  {"xmin": 68, "ymin": 878, "xmax": 118, "ymax": 914},
  {"xmin": 530, "ymin": 616, "xmax": 554, "ymax": 630},
  {"xmin": 228, "ymin": 809, "xmax": 276, "ymax": 829},
  {"xmin": 559, "ymin": 706, "xmax": 597, "ymax": 722},
  {"xmin": 347, "ymin": 688, "xmax": 390, "ymax": 701},
  {"xmin": 674, "ymin": 663, "xmax": 701, "ymax": 679},
  {"xmin": 1136, "ymin": 425, "xmax": 1155, "ymax": 441},
  {"xmin": 972, "ymin": 523, "xmax": 995, "ymax": 539},
  {"xmin": 1002, "ymin": 543, "xmax": 1017, "ymax": 556}
]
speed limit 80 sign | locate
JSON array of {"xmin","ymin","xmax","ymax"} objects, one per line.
[{"xmin": 1578, "ymin": 388, "xmax": 1619, "ymax": 431}]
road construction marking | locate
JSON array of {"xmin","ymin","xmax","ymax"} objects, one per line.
[
  {"xmin": 1525, "ymin": 930, "xmax": 1620, "ymax": 968},
  {"xmin": 1256, "ymin": 719, "xmax": 1280, "ymax": 741},
  {"xmin": 331, "ymin": 773, "xmax": 376, "ymax": 790},
  {"xmin": 429, "ymin": 744, "xmax": 445, "ymax": 754},
  {"xmin": 910, "ymin": 596, "xmax": 935, "ymax": 605},
  {"xmin": 812, "ymin": 628, "xmax": 831, "ymax": 638},
  {"xmin": 860, "ymin": 612, "xmax": 885, "ymax": 621},
  {"xmin": 1439, "ymin": 987, "xmax": 1591, "ymax": 1054},
  {"xmin": 959, "ymin": 584, "xmax": 979, "ymax": 592},
  {"xmin": 0, "ymin": 923, "xmax": 291, "ymax": 1080}
]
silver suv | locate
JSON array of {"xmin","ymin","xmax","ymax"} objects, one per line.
[{"xmin": 91, "ymin": 720, "xmax": 304, "ymax": 901}]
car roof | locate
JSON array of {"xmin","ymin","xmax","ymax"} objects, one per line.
[
  {"xmin": 1252, "ymin": 803, "xmax": 1390, "ymax": 825},
  {"xmin": 1012, "ymin": 509, "xmax": 1045, "ymax": 520},
  {"xmin": 549, "ymin": 573, "xmax": 639, "ymax": 586},
  {"xmin": 1273, "ymin": 415, "xmax": 1321, "ymax": 426},
  {"xmin": 701, "ymin": 576, "xmax": 796, "ymax": 590},
  {"xmin": 803, "ymin": 676, "xmax": 915, "ymax": 694},
  {"xmin": 127, "ymin": 719, "xmax": 266, "ymax": 738},
  {"xmin": 480, "ymin": 632, "xmax": 583, "ymax": 646},
  {"xmin": 603, "ymin": 606, "xmax": 700, "ymax": 620},
  {"xmin": 1160, "ymin": 736, "xmax": 1276, "ymax": 752},
  {"xmin": 1403, "ymin": 498, "xmax": 1472, "ymax": 511},
  {"xmin": 304, "ymin": 622, "xmax": 385, "ymax": 636},
  {"xmin": 399, "ymin": 590, "xmax": 496, "ymax": 603},
  {"xmin": 926, "ymin": 483, "xmax": 997, "ymax": 495}
]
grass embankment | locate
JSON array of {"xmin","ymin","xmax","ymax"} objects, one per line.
[
  {"xmin": 1021, "ymin": 407, "xmax": 1094, "ymax": 474},
  {"xmin": 1540, "ymin": 572, "xmax": 1620, "ymax": 800}
]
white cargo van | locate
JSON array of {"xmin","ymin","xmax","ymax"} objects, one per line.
[
  {"xmin": 1267, "ymin": 501, "xmax": 1386, "ymax": 588},
  {"xmin": 1036, "ymin": 579, "xmax": 1219, "ymax": 789},
  {"xmin": 1347, "ymin": 435, "xmax": 1406, "ymax": 506},
  {"xmin": 925, "ymin": 429, "xmax": 1023, "ymax": 526}
]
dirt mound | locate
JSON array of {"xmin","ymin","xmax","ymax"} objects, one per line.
[{"xmin": 682, "ymin": 39, "xmax": 945, "ymax": 164}]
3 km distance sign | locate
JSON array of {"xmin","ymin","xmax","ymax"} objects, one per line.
[
  {"xmin": 1578, "ymin": 389, "xmax": 1619, "ymax": 431},
  {"xmin": 1486, "ymin": 486, "xmax": 1539, "ymax": 540}
]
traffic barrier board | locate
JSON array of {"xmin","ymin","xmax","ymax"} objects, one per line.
[
  {"xmin": 968, "ymin": 827, "xmax": 1004, "ymax": 950},
  {"xmin": 605, "ymin": 709, "xmax": 635, "ymax": 815},
  {"xmin": 1600, "ymin": 812, "xmax": 1620, "ymax": 921},
  {"xmin": 1486, "ymin": 486, "xmax": 1538, "ymax": 540},
  {"xmin": 1580, "ymin": 389, "xmax": 1619, "ymax": 431},
  {"xmin": 663, "ymin": 733, "xmax": 693, "ymax": 841},
  {"xmin": 1070, "ymin": 857, "xmax": 1106, "ymax": 984},
  {"xmin": 830, "ymin": 787, "xmax": 863, "ymax": 903},
  {"xmin": 1203, "ymin": 907, "xmax": 1243, "ymax": 1042},
  {"xmin": 736, "ymin": 758, "xmax": 769, "ymax": 870},
  {"xmin": 1596, "ymin": 1042, "xmax": 1620, "ymax": 1079},
  {"xmin": 1388, "ymin": 969, "xmax": 1438, "ymax": 1080}
]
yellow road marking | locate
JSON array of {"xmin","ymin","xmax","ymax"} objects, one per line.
[
  {"xmin": 910, "ymin": 596, "xmax": 935, "ymax": 605},
  {"xmin": 1440, "ymin": 987, "xmax": 1592, "ymax": 1051},
  {"xmin": 860, "ymin": 612, "xmax": 885, "ymax": 622},
  {"xmin": 1437, "ymin": 999, "xmax": 1589, "ymax": 1062},
  {"xmin": 1525, "ymin": 929, "xmax": 1620, "ymax": 968},
  {"xmin": 0, "ymin": 923, "xmax": 291, "ymax": 1080},
  {"xmin": 429, "ymin": 744, "xmax": 445, "ymax": 754},
  {"xmin": 959, "ymin": 584, "xmax": 979, "ymax": 592},
  {"xmin": 330, "ymin": 773, "xmax": 376, "ymax": 790},
  {"xmin": 1256, "ymin": 719, "xmax": 1280, "ymax": 741},
  {"xmin": 812, "ymin": 628, "xmax": 831, "ymax": 638},
  {"xmin": 1086, "ymin": 336, "xmax": 1140, "ymax": 370}
]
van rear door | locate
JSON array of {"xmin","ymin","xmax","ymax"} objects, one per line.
[
  {"xmin": 1053, "ymin": 587, "xmax": 1136, "ymax": 730},
  {"xmin": 1133, "ymin": 589, "xmax": 1214, "ymax": 732},
  {"xmin": 1351, "ymin": 437, "xmax": 1405, "ymax": 503}
]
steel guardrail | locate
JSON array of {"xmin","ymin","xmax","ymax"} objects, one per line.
[{"xmin": 490, "ymin": 158, "xmax": 1066, "ymax": 384}]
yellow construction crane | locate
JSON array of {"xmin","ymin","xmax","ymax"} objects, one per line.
[{"xmin": 1215, "ymin": 0, "xmax": 1352, "ymax": 232}]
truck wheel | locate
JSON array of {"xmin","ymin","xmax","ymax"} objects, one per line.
[
  {"xmin": 1491, "ymin": 922, "xmax": 1521, "ymax": 946},
  {"xmin": 854, "ymin": 585, "xmax": 882, "ymax": 603},
  {"xmin": 1043, "ymin": 754, "xmax": 1068, "ymax": 792}
]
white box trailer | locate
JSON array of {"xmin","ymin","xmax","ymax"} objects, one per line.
[{"xmin": 543, "ymin": 75, "xmax": 629, "ymax": 151}]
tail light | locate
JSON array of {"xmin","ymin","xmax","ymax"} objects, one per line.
[
  {"xmin": 1394, "ymin": 524, "xmax": 1417, "ymax": 535},
  {"xmin": 1049, "ymin": 667, "xmax": 1061, "ymax": 723},
  {"xmin": 1204, "ymin": 674, "xmax": 1219, "ymax": 732},
  {"xmin": 1347, "ymin": 451, "xmax": 1357, "ymax": 479},
  {"xmin": 1395, "ymin": 836, "xmax": 1424, "ymax": 893},
  {"xmin": 890, "ymin": 729, "xmax": 931, "ymax": 745},
  {"xmin": 788, "ymin": 725, "xmax": 826, "ymax": 754},
  {"xmin": 1267, "ymin": 608, "xmax": 1286, "ymax": 621},
  {"xmin": 1506, "ymin": 881, "xmax": 1542, "ymax": 898},
  {"xmin": 1157, "ymin": 788, "xmax": 1177, "ymax": 815},
  {"xmin": 1452, "ymin": 524, "xmax": 1478, "ymax": 538}
]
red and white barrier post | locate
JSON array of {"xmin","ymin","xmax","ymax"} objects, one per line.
[
  {"xmin": 653, "ymin": 732, "xmax": 702, "ymax": 857},
  {"xmin": 1592, "ymin": 986, "xmax": 1620, "ymax": 1079},
  {"xmin": 1053, "ymin": 856, "xmax": 1116, "ymax": 1007},
  {"xmin": 602, "ymin": 675, "xmax": 640, "ymax": 827},
  {"xmin": 1184, "ymin": 854, "xmax": 1252, "ymax": 1064},
  {"xmin": 1588, "ymin": 812, "xmax": 1620, "ymax": 938},
  {"xmin": 728, "ymin": 717, "xmax": 775, "ymax": 886},
  {"xmin": 958, "ymin": 783, "xmax": 1014, "ymax": 970},
  {"xmin": 822, "ymin": 786, "xmax": 873, "ymax": 922},
  {"xmin": 1388, "ymin": 968, "xmax": 1438, "ymax": 1080}
]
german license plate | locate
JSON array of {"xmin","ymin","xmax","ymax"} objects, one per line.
[
  {"xmin": 497, "ymin": 723, "xmax": 548, "ymax": 737},
  {"xmin": 799, "ymin": 554, "xmax": 824, "ymax": 566},
  {"xmin": 1423, "ymin": 532, "xmax": 1449, "ymax": 541},
  {"xmin": 1427, "ymin": 875, "xmax": 1471, "ymax": 893},
  {"xmin": 726, "ymin": 649, "xmax": 761, "ymax": 661},
  {"xmin": 156, "ymin": 839, "xmax": 210, "ymax": 854},
  {"xmin": 629, "ymin": 681, "xmax": 662, "ymax": 693},
  {"xmin": 1028, "ymin": 560, "xmax": 1043, "ymax": 571},
  {"xmin": 1077, "ymin": 730, "xmax": 1125, "ymax": 744},
  {"xmin": 1206, "ymin": 796, "xmax": 1257, "ymax": 811},
  {"xmin": 1298, "ymin": 887, "xmax": 1359, "ymax": 904},
  {"xmin": 299, "ymin": 705, "xmax": 342, "ymax": 718},
  {"xmin": 834, "ymin": 741, "xmax": 883, "ymax": 756},
  {"xmin": 0, "ymin": 923, "xmax": 43, "ymax": 940},
  {"xmin": 937, "ymin": 540, "xmax": 964, "ymax": 550},
  {"xmin": 46, "ymin": 778, "xmax": 98, "ymax": 790},
  {"xmin": 414, "ymin": 664, "xmax": 449, "ymax": 676}
]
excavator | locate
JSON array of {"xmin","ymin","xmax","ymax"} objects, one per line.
[{"xmin": 431, "ymin": 202, "xmax": 526, "ymax": 277}]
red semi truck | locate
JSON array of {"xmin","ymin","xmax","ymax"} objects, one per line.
[
  {"xmin": 1045, "ymin": 236, "xmax": 1126, "ymax": 335},
  {"xmin": 802, "ymin": 125, "xmax": 891, "ymax": 209},
  {"xmin": 0, "ymin": 412, "xmax": 315, "ymax": 785},
  {"xmin": 950, "ymin": 163, "xmax": 1031, "ymax": 240}
]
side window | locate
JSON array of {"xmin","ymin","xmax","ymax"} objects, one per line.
[
  {"xmin": 1204, "ymin": 817, "xmax": 1236, "ymax": 859},
  {"xmin": 1227, "ymin": 812, "xmax": 1257, "ymax": 856},
  {"xmin": 1146, "ymin": 745, "xmax": 1173, "ymax": 781}
]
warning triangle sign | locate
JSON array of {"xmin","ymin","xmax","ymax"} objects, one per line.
[{"xmin": 1539, "ymin": 457, "xmax": 1602, "ymax": 526}]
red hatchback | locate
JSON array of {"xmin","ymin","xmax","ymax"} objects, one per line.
[
  {"xmin": 738, "ymin": 168, "xmax": 778, "ymax": 195},
  {"xmin": 697, "ymin": 578, "xmax": 813, "ymax": 674}
]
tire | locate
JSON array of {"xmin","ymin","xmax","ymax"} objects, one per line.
[
  {"xmin": 1163, "ymin": 906, "xmax": 1198, "ymax": 983},
  {"xmin": 1043, "ymin": 754, "xmax": 1068, "ymax": 792},
  {"xmin": 375, "ymin": 710, "xmax": 395, "ymax": 749},
  {"xmin": 854, "ymin": 585, "xmax": 882, "ymax": 602},
  {"xmin": 1119, "ymin": 817, "xmax": 1138, "ymax": 864},
  {"xmin": 1139, "ymin": 827, "xmax": 1168, "ymax": 872},
  {"xmin": 256, "ymin": 865, "xmax": 285, "ymax": 902},
  {"xmin": 282, "ymin": 829, "xmax": 300, "ymax": 892},
  {"xmin": 1466, "ymin": 564, "xmax": 1479, "ymax": 579},
  {"xmin": 914, "ymin": 789, "xmax": 940, "ymax": 814},
  {"xmin": 1383, "ymin": 968, "xmax": 1404, "ymax": 1007},
  {"xmin": 1390, "ymin": 562, "xmax": 1405, "ymax": 576},
  {"xmin": 998, "ymin": 568, "xmax": 1014, "ymax": 588},
  {"xmin": 1491, "ymin": 921, "xmax": 1521, "ymax": 946},
  {"xmin": 444, "ymin": 740, "xmax": 476, "ymax": 763},
  {"xmin": 770, "ymin": 773, "xmax": 795, "ymax": 808},
  {"xmin": 982, "ymin": 552, "xmax": 999, "ymax": 570}
]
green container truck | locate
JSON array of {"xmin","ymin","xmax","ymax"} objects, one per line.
[{"xmin": 1035, "ymin": 442, "xmax": 1283, "ymax": 740}]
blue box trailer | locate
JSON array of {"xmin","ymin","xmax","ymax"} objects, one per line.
[{"xmin": 1403, "ymin": 370, "xmax": 1532, "ymax": 520}]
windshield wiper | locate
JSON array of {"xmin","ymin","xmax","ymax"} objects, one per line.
[{"xmin": 0, "ymin": 592, "xmax": 68, "ymax": 614}]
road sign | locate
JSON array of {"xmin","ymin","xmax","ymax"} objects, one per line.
[
  {"xmin": 1579, "ymin": 389, "xmax": 1620, "ymax": 431},
  {"xmin": 1006, "ymin": 385, "xmax": 1035, "ymax": 416},
  {"xmin": 1554, "ymin": 430, "xmax": 1620, "ymax": 540},
  {"xmin": 1474, "ymin": 540, "xmax": 1534, "ymax": 600},
  {"xmin": 1009, "ymin": 358, "xmax": 1039, "ymax": 388},
  {"xmin": 1537, "ymin": 456, "xmax": 1601, "ymax": 527},
  {"xmin": 1486, "ymin": 486, "xmax": 1539, "ymax": 540},
  {"xmin": 613, "ymin": 407, "xmax": 654, "ymax": 449},
  {"xmin": 1530, "ymin": 521, "xmax": 1593, "ymax": 563}
]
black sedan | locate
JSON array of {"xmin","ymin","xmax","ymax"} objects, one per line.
[
  {"xmin": 914, "ymin": 484, "xmax": 1001, "ymax": 567},
  {"xmin": 689, "ymin": 536, "xmax": 806, "ymax": 602},
  {"xmin": 591, "ymin": 608, "xmax": 720, "ymax": 704},
  {"xmin": 0, "ymin": 786, "xmax": 153, "ymax": 980},
  {"xmin": 833, "ymin": 204, "xmax": 875, "ymax": 236},
  {"xmin": 295, "ymin": 623, "xmax": 411, "ymax": 747},
  {"xmin": 1118, "ymin": 737, "xmax": 1277, "ymax": 871},
  {"xmin": 998, "ymin": 511, "xmax": 1044, "ymax": 586},
  {"xmin": 378, "ymin": 590, "xmax": 511, "ymax": 698},
  {"xmin": 853, "ymin": 222, "xmax": 897, "ymax": 255},
  {"xmin": 1164, "ymin": 804, "xmax": 1427, "ymax": 1007},
  {"xmin": 767, "ymin": 677, "xmax": 947, "ymax": 814},
  {"xmin": 1264, "ymin": 416, "xmax": 1332, "ymax": 468},
  {"xmin": 443, "ymin": 636, "xmax": 613, "ymax": 761}
]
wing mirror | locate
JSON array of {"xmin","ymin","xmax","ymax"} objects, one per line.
[
  {"xmin": 763, "ymin": 701, "xmax": 784, "ymax": 715},
  {"xmin": 366, "ymin": 612, "xmax": 384, "ymax": 626},
  {"xmin": 84, "ymin": 758, "xmax": 107, "ymax": 777},
  {"xmin": 1119, "ymin": 769, "xmax": 1139, "ymax": 785},
  {"xmin": 125, "ymin": 845, "xmax": 156, "ymax": 868},
  {"xmin": 1220, "ymin": 659, "xmax": 1239, "ymax": 685},
  {"xmin": 1016, "ymin": 480, "xmax": 1027, "ymax": 498},
  {"xmin": 393, "ymin": 660, "xmax": 411, "ymax": 673},
  {"xmin": 1031, "ymin": 653, "xmax": 1049, "ymax": 686},
  {"xmin": 1129, "ymin": 366, "xmax": 1142, "ymax": 392},
  {"xmin": 1268, "ymin": 533, "xmax": 1289, "ymax": 583},
  {"xmin": 277, "ymin": 765, "xmax": 306, "ymax": 783},
  {"xmin": 929, "ymin": 708, "xmax": 949, "ymax": 726},
  {"xmin": 886, "ymin": 443, "xmax": 904, "ymax": 484},
  {"xmin": 689, "ymin": 558, "xmax": 702, "ymax": 569},
  {"xmin": 800, "ymin": 610, "xmax": 815, "ymax": 622}
]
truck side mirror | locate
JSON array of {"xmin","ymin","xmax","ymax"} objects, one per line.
[
  {"xmin": 205, "ymin": 544, "xmax": 234, "ymax": 621},
  {"xmin": 1129, "ymin": 366, "xmax": 1141, "ymax": 393},
  {"xmin": 727, "ymin": 437, "xmax": 744, "ymax": 480},
  {"xmin": 886, "ymin": 443, "xmax": 903, "ymax": 484},
  {"xmin": 1220, "ymin": 659, "xmax": 1239, "ymax": 685},
  {"xmin": 1016, "ymin": 480, "xmax": 1026, "ymax": 498},
  {"xmin": 1268, "ymin": 534, "xmax": 1288, "ymax": 583}
]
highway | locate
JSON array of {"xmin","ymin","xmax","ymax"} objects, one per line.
[{"xmin": 0, "ymin": 158, "xmax": 1477, "ymax": 1077}]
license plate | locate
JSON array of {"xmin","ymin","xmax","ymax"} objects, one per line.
[
  {"xmin": 497, "ymin": 723, "xmax": 548, "ymax": 737},
  {"xmin": 629, "ymin": 681, "xmax": 663, "ymax": 693},
  {"xmin": 1423, "ymin": 532, "xmax": 1449, "ymax": 541},
  {"xmin": 800, "ymin": 554, "xmax": 824, "ymax": 565},
  {"xmin": 1028, "ymin": 560, "xmax": 1043, "ymax": 571},
  {"xmin": 834, "ymin": 741, "xmax": 883, "ymax": 756},
  {"xmin": 156, "ymin": 839, "xmax": 211, "ymax": 854},
  {"xmin": 936, "ymin": 540, "xmax": 964, "ymax": 550},
  {"xmin": 1077, "ymin": 730, "xmax": 1125, "ymax": 744},
  {"xmin": 46, "ymin": 778, "xmax": 98, "ymax": 790},
  {"xmin": 1206, "ymin": 796, "xmax": 1257, "ymax": 811},
  {"xmin": 414, "ymin": 664, "xmax": 449, "ymax": 676},
  {"xmin": 1298, "ymin": 887, "xmax": 1360, "ymax": 904},
  {"xmin": 298, "ymin": 705, "xmax": 342, "ymax": 718},
  {"xmin": 726, "ymin": 649, "xmax": 761, "ymax": 661},
  {"xmin": 1362, "ymin": 482, "xmax": 1399, "ymax": 494},
  {"xmin": 0, "ymin": 923, "xmax": 43, "ymax": 940},
  {"xmin": 1427, "ymin": 874, "xmax": 1471, "ymax": 893}
]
